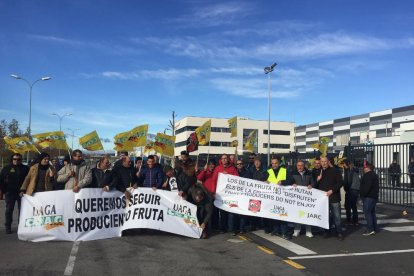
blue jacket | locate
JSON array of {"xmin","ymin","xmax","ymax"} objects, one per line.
[{"xmin": 139, "ymin": 166, "xmax": 163, "ymax": 188}]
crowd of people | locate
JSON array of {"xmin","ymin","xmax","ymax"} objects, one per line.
[{"xmin": 0, "ymin": 150, "xmax": 380, "ymax": 240}]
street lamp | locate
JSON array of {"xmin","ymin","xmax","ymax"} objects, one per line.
[
  {"xmin": 10, "ymin": 74, "xmax": 51, "ymax": 162},
  {"xmin": 51, "ymin": 113, "xmax": 72, "ymax": 156},
  {"xmin": 67, "ymin": 128, "xmax": 80, "ymax": 150},
  {"xmin": 264, "ymin": 62, "xmax": 277, "ymax": 166},
  {"xmin": 51, "ymin": 113, "xmax": 72, "ymax": 131}
]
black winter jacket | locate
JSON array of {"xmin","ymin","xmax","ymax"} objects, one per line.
[
  {"xmin": 0, "ymin": 164, "xmax": 29, "ymax": 194},
  {"xmin": 315, "ymin": 167, "xmax": 343, "ymax": 203},
  {"xmin": 360, "ymin": 171, "xmax": 379, "ymax": 199}
]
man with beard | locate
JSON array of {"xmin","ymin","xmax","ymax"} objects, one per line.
[
  {"xmin": 175, "ymin": 151, "xmax": 197, "ymax": 197},
  {"xmin": 111, "ymin": 156, "xmax": 138, "ymax": 200},
  {"xmin": 315, "ymin": 157, "xmax": 344, "ymax": 240},
  {"xmin": 0, "ymin": 154, "xmax": 29, "ymax": 234},
  {"xmin": 57, "ymin": 149, "xmax": 92, "ymax": 193},
  {"xmin": 20, "ymin": 152, "xmax": 56, "ymax": 196}
]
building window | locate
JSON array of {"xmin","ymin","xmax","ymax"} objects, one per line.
[
  {"xmin": 263, "ymin": 130, "xmax": 291, "ymax": 135},
  {"xmin": 263, "ymin": 143, "xmax": 290, "ymax": 149}
]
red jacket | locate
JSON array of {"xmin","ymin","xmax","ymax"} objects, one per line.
[
  {"xmin": 212, "ymin": 164, "xmax": 238, "ymax": 193},
  {"xmin": 197, "ymin": 169, "xmax": 215, "ymax": 195}
]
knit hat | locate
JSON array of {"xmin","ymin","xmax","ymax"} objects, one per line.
[{"xmin": 38, "ymin": 152, "xmax": 50, "ymax": 163}]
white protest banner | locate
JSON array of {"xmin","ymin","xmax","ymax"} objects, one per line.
[
  {"xmin": 123, "ymin": 188, "xmax": 201, "ymax": 239},
  {"xmin": 18, "ymin": 188, "xmax": 202, "ymax": 242},
  {"xmin": 214, "ymin": 173, "xmax": 329, "ymax": 229}
]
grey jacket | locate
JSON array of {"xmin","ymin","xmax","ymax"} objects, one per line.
[
  {"xmin": 57, "ymin": 161, "xmax": 92, "ymax": 189},
  {"xmin": 290, "ymin": 169, "xmax": 314, "ymax": 187}
]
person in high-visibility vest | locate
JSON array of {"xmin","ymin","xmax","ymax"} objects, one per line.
[{"xmin": 265, "ymin": 158, "xmax": 291, "ymax": 239}]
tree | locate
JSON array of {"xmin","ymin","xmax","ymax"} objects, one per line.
[{"xmin": 8, "ymin": 119, "xmax": 22, "ymax": 138}]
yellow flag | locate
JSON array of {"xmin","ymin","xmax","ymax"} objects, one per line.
[
  {"xmin": 195, "ymin": 119, "xmax": 211, "ymax": 146},
  {"xmin": 33, "ymin": 131, "xmax": 68, "ymax": 150},
  {"xmin": 228, "ymin": 116, "xmax": 237, "ymax": 138},
  {"xmin": 244, "ymin": 130, "xmax": 257, "ymax": 153},
  {"xmin": 125, "ymin": 124, "xmax": 148, "ymax": 148},
  {"xmin": 153, "ymin": 133, "xmax": 176, "ymax": 157},
  {"xmin": 113, "ymin": 131, "xmax": 134, "ymax": 151},
  {"xmin": 3, "ymin": 136, "xmax": 39, "ymax": 153},
  {"xmin": 144, "ymin": 141, "xmax": 155, "ymax": 153},
  {"xmin": 79, "ymin": 131, "xmax": 104, "ymax": 151},
  {"xmin": 313, "ymin": 137, "xmax": 329, "ymax": 157}
]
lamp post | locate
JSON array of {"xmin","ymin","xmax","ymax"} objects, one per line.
[
  {"xmin": 67, "ymin": 128, "xmax": 80, "ymax": 150},
  {"xmin": 264, "ymin": 62, "xmax": 277, "ymax": 166},
  {"xmin": 10, "ymin": 74, "xmax": 51, "ymax": 162},
  {"xmin": 51, "ymin": 113, "xmax": 72, "ymax": 157}
]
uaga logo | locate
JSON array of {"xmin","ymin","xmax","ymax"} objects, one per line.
[
  {"xmin": 222, "ymin": 200, "xmax": 238, "ymax": 208},
  {"xmin": 25, "ymin": 205, "xmax": 64, "ymax": 230},
  {"xmin": 270, "ymin": 205, "xmax": 288, "ymax": 217},
  {"xmin": 167, "ymin": 204, "xmax": 198, "ymax": 226},
  {"xmin": 248, "ymin": 199, "xmax": 261, "ymax": 213}
]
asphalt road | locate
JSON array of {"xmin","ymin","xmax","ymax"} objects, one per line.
[
  {"xmin": 0, "ymin": 199, "xmax": 310, "ymax": 276},
  {"xmin": 2, "ymin": 199, "xmax": 414, "ymax": 276}
]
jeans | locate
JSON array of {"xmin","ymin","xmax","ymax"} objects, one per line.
[
  {"xmin": 227, "ymin": 212, "xmax": 238, "ymax": 232},
  {"xmin": 219, "ymin": 209, "xmax": 228, "ymax": 232},
  {"xmin": 390, "ymin": 175, "xmax": 400, "ymax": 187},
  {"xmin": 5, "ymin": 192, "xmax": 21, "ymax": 229},
  {"xmin": 345, "ymin": 189, "xmax": 359, "ymax": 223},
  {"xmin": 272, "ymin": 220, "xmax": 288, "ymax": 236},
  {"xmin": 362, "ymin": 197, "xmax": 378, "ymax": 232},
  {"xmin": 327, "ymin": 202, "xmax": 342, "ymax": 234}
]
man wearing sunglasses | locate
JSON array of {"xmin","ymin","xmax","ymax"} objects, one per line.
[{"xmin": 0, "ymin": 154, "xmax": 29, "ymax": 234}]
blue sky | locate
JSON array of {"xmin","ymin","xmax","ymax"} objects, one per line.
[{"xmin": 1, "ymin": 0, "xmax": 413, "ymax": 149}]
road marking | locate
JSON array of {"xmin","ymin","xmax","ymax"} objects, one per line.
[
  {"xmin": 64, "ymin": 241, "xmax": 80, "ymax": 275},
  {"xmin": 227, "ymin": 238, "xmax": 244, "ymax": 243},
  {"xmin": 238, "ymin": 235, "xmax": 252, "ymax": 241},
  {"xmin": 360, "ymin": 218, "xmax": 413, "ymax": 225},
  {"xmin": 284, "ymin": 259, "xmax": 306, "ymax": 270},
  {"xmin": 289, "ymin": 249, "xmax": 414, "ymax": 260},
  {"xmin": 253, "ymin": 230, "xmax": 317, "ymax": 255},
  {"xmin": 382, "ymin": 226, "xmax": 414, "ymax": 232},
  {"xmin": 257, "ymin": 245, "xmax": 275, "ymax": 255}
]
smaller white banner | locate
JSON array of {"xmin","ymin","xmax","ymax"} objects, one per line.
[{"xmin": 214, "ymin": 173, "xmax": 329, "ymax": 229}]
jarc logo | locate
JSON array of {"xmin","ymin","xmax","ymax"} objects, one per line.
[
  {"xmin": 25, "ymin": 205, "xmax": 64, "ymax": 230},
  {"xmin": 167, "ymin": 204, "xmax": 198, "ymax": 226},
  {"xmin": 298, "ymin": 210, "xmax": 321, "ymax": 220}
]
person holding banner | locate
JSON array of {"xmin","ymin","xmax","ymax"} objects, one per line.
[
  {"xmin": 0, "ymin": 153, "xmax": 29, "ymax": 234},
  {"xmin": 290, "ymin": 160, "xmax": 314, "ymax": 238},
  {"xmin": 57, "ymin": 149, "xmax": 92, "ymax": 193},
  {"xmin": 90, "ymin": 156, "xmax": 112, "ymax": 189},
  {"xmin": 234, "ymin": 159, "xmax": 252, "ymax": 234},
  {"xmin": 187, "ymin": 183, "xmax": 213, "ymax": 239},
  {"xmin": 265, "ymin": 158, "xmax": 291, "ymax": 239},
  {"xmin": 212, "ymin": 154, "xmax": 238, "ymax": 234},
  {"xmin": 161, "ymin": 165, "xmax": 178, "ymax": 191},
  {"xmin": 20, "ymin": 152, "xmax": 56, "ymax": 196},
  {"xmin": 197, "ymin": 159, "xmax": 218, "ymax": 230},
  {"xmin": 315, "ymin": 157, "xmax": 344, "ymax": 240},
  {"xmin": 110, "ymin": 156, "xmax": 138, "ymax": 199},
  {"xmin": 138, "ymin": 155, "xmax": 163, "ymax": 190},
  {"xmin": 175, "ymin": 151, "xmax": 197, "ymax": 197}
]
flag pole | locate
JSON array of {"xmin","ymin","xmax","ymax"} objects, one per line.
[{"xmin": 206, "ymin": 140, "xmax": 211, "ymax": 164}]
